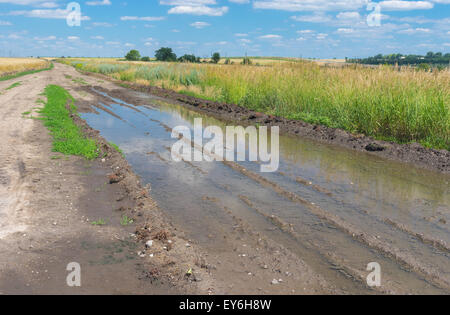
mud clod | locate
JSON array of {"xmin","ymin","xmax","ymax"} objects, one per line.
[
  {"xmin": 365, "ymin": 143, "xmax": 386, "ymax": 152},
  {"xmin": 108, "ymin": 173, "xmax": 122, "ymax": 184},
  {"xmin": 153, "ymin": 230, "xmax": 170, "ymax": 241}
]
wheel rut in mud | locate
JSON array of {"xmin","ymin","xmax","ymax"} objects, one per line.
[{"xmin": 77, "ymin": 83, "xmax": 450, "ymax": 295}]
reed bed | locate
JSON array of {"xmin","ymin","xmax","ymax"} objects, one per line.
[{"xmin": 60, "ymin": 58, "xmax": 450, "ymax": 150}]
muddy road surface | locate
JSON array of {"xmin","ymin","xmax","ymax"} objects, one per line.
[{"xmin": 0, "ymin": 63, "xmax": 449, "ymax": 295}]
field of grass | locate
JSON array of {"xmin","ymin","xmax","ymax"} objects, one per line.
[
  {"xmin": 39, "ymin": 85, "xmax": 99, "ymax": 159},
  {"xmin": 59, "ymin": 58, "xmax": 450, "ymax": 150},
  {"xmin": 0, "ymin": 58, "xmax": 51, "ymax": 79}
]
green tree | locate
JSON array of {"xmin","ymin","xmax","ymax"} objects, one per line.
[
  {"xmin": 426, "ymin": 51, "xmax": 434, "ymax": 59},
  {"xmin": 417, "ymin": 63, "xmax": 431, "ymax": 71},
  {"xmin": 155, "ymin": 47, "xmax": 177, "ymax": 62},
  {"xmin": 125, "ymin": 49, "xmax": 141, "ymax": 61},
  {"xmin": 211, "ymin": 52, "xmax": 221, "ymax": 64},
  {"xmin": 178, "ymin": 54, "xmax": 198, "ymax": 63},
  {"xmin": 141, "ymin": 56, "xmax": 151, "ymax": 62}
]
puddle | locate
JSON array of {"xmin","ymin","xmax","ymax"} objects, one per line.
[{"xmin": 81, "ymin": 88, "xmax": 450, "ymax": 294}]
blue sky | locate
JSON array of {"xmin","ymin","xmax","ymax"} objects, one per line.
[{"xmin": 0, "ymin": 0, "xmax": 449, "ymax": 58}]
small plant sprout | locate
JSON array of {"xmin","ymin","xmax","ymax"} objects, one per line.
[
  {"xmin": 120, "ymin": 215, "xmax": 134, "ymax": 226},
  {"xmin": 91, "ymin": 219, "xmax": 106, "ymax": 226}
]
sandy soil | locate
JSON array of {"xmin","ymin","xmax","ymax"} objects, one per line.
[{"xmin": 0, "ymin": 63, "xmax": 337, "ymax": 295}]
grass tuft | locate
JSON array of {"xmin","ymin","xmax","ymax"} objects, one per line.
[
  {"xmin": 120, "ymin": 215, "xmax": 134, "ymax": 226},
  {"xmin": 109, "ymin": 141, "xmax": 125, "ymax": 157},
  {"xmin": 6, "ymin": 81, "xmax": 21, "ymax": 90}
]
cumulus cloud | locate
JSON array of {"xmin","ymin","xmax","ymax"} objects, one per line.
[
  {"xmin": 253, "ymin": 0, "xmax": 437, "ymax": 12},
  {"xmin": 259, "ymin": 34, "xmax": 282, "ymax": 39},
  {"xmin": 120, "ymin": 16, "xmax": 166, "ymax": 21},
  {"xmin": 160, "ymin": 0, "xmax": 229, "ymax": 16},
  {"xmin": 86, "ymin": 0, "xmax": 111, "ymax": 6},
  {"xmin": 0, "ymin": 0, "xmax": 58, "ymax": 5},
  {"xmin": 379, "ymin": 1, "xmax": 434, "ymax": 11},
  {"xmin": 254, "ymin": 0, "xmax": 367, "ymax": 12},
  {"xmin": 7, "ymin": 8, "xmax": 90, "ymax": 20}
]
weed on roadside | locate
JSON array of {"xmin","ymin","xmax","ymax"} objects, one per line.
[
  {"xmin": 120, "ymin": 215, "xmax": 134, "ymax": 226},
  {"xmin": 6, "ymin": 81, "xmax": 21, "ymax": 90},
  {"xmin": 109, "ymin": 142, "xmax": 125, "ymax": 157},
  {"xmin": 72, "ymin": 77, "xmax": 88, "ymax": 85},
  {"xmin": 91, "ymin": 219, "xmax": 107, "ymax": 226}
]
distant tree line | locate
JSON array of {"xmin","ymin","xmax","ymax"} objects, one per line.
[
  {"xmin": 124, "ymin": 48, "xmax": 257, "ymax": 66},
  {"xmin": 124, "ymin": 47, "xmax": 223, "ymax": 64},
  {"xmin": 348, "ymin": 52, "xmax": 450, "ymax": 66}
]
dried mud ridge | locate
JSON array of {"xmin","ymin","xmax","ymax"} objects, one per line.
[
  {"xmin": 78, "ymin": 69, "xmax": 449, "ymax": 174},
  {"xmin": 70, "ymin": 101, "xmax": 216, "ymax": 294}
]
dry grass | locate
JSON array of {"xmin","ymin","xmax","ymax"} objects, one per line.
[
  {"xmin": 0, "ymin": 58, "xmax": 49, "ymax": 77},
  {"xmin": 201, "ymin": 57, "xmax": 298, "ymax": 65}
]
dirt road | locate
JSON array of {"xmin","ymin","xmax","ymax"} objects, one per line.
[
  {"xmin": 0, "ymin": 63, "xmax": 448, "ymax": 295},
  {"xmin": 0, "ymin": 63, "xmax": 335, "ymax": 295}
]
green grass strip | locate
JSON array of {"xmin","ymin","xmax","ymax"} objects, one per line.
[
  {"xmin": 39, "ymin": 84, "xmax": 98, "ymax": 159},
  {"xmin": 5, "ymin": 81, "xmax": 21, "ymax": 90},
  {"xmin": 0, "ymin": 63, "xmax": 54, "ymax": 82}
]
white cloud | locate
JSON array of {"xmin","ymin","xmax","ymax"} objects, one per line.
[
  {"xmin": 33, "ymin": 35, "xmax": 56, "ymax": 40},
  {"xmin": 120, "ymin": 16, "xmax": 166, "ymax": 21},
  {"xmin": 379, "ymin": 1, "xmax": 434, "ymax": 11},
  {"xmin": 254, "ymin": 0, "xmax": 367, "ymax": 12},
  {"xmin": 92, "ymin": 22, "xmax": 113, "ymax": 27},
  {"xmin": 336, "ymin": 28, "xmax": 354, "ymax": 34},
  {"xmin": 190, "ymin": 21, "xmax": 210, "ymax": 28},
  {"xmin": 253, "ymin": 0, "xmax": 439, "ymax": 12},
  {"xmin": 291, "ymin": 13, "xmax": 332, "ymax": 23},
  {"xmin": 336, "ymin": 11, "xmax": 361, "ymax": 21},
  {"xmin": 161, "ymin": 0, "xmax": 229, "ymax": 16},
  {"xmin": 398, "ymin": 27, "xmax": 431, "ymax": 34},
  {"xmin": 259, "ymin": 34, "xmax": 282, "ymax": 39},
  {"xmin": 168, "ymin": 5, "xmax": 228, "ymax": 15},
  {"xmin": 0, "ymin": 0, "xmax": 57, "ymax": 5},
  {"xmin": 86, "ymin": 0, "xmax": 111, "ymax": 5},
  {"xmin": 7, "ymin": 8, "xmax": 90, "ymax": 20},
  {"xmin": 238, "ymin": 38, "xmax": 252, "ymax": 44}
]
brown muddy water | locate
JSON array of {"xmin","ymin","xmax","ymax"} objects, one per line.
[{"xmin": 81, "ymin": 88, "xmax": 450, "ymax": 295}]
